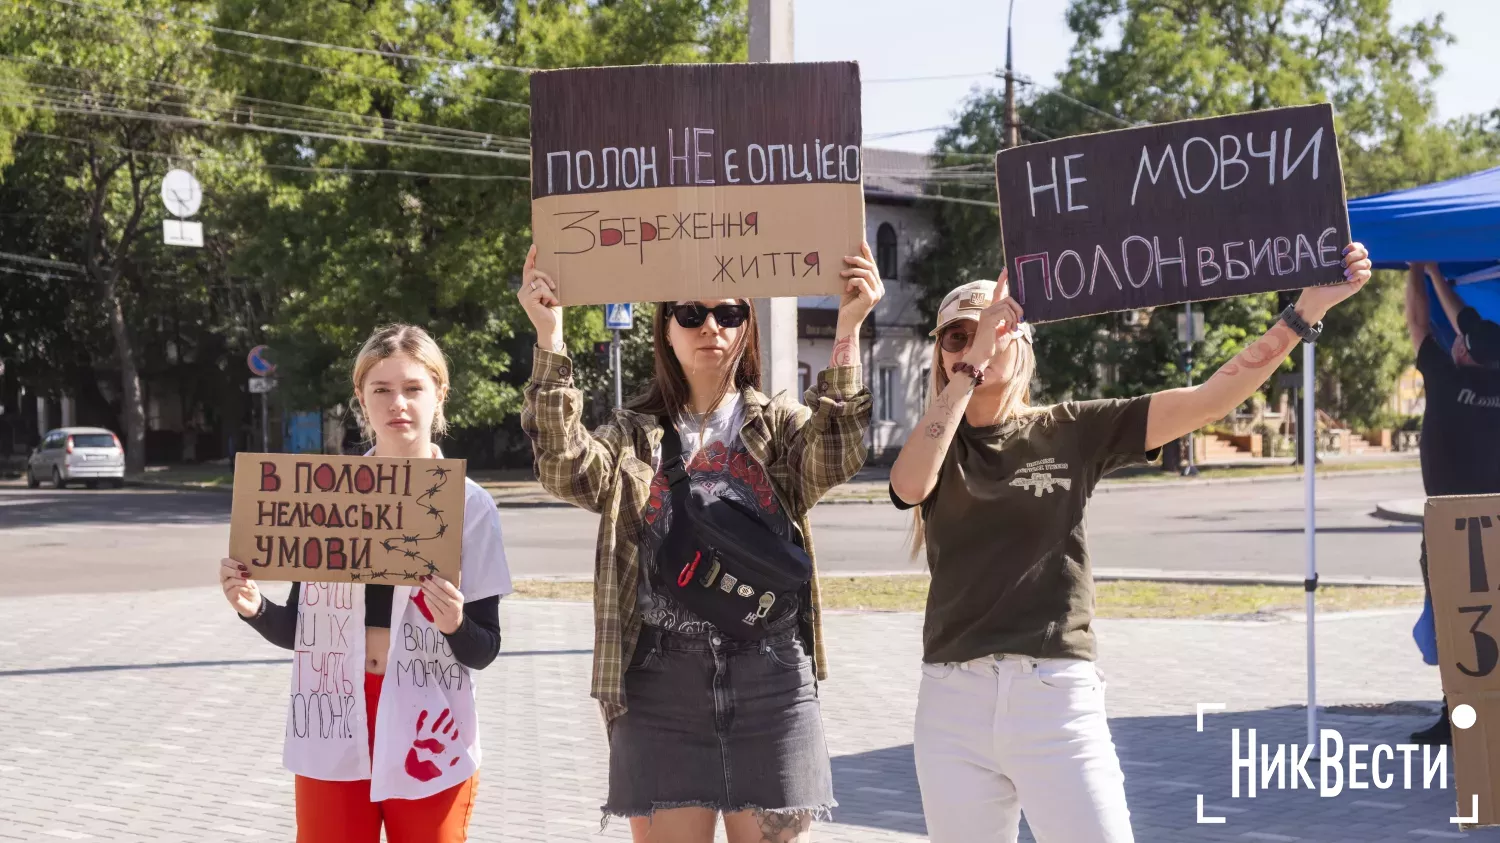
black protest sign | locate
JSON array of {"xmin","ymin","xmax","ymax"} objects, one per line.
[
  {"xmin": 529, "ymin": 62, "xmax": 864, "ymax": 306},
  {"xmin": 995, "ymin": 103, "xmax": 1350, "ymax": 323}
]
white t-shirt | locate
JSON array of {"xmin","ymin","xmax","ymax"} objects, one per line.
[{"xmin": 282, "ymin": 449, "xmax": 512, "ymax": 800}]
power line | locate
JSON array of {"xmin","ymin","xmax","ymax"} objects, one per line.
[
  {"xmin": 5, "ymin": 79, "xmax": 530, "ymax": 153},
  {"xmin": 866, "ymin": 71, "xmax": 996, "ymax": 84},
  {"xmin": 12, "ymin": 3, "xmax": 531, "ymax": 111},
  {"xmin": 200, "ymin": 43, "xmax": 529, "ymax": 111},
  {"xmin": 865, "ymin": 126, "xmax": 949, "ymax": 141},
  {"xmin": 1017, "ymin": 76, "xmax": 1138, "ymax": 128},
  {"xmin": 0, "ymin": 264, "xmax": 79, "ymax": 282},
  {"xmin": 21, "ymin": 131, "xmax": 533, "ymax": 181},
  {"xmin": 0, "ymin": 96, "xmax": 531, "ymax": 162},
  {"xmin": 2, "ymin": 56, "xmax": 531, "ymax": 145},
  {"xmin": 0, "ymin": 250, "xmax": 83, "ymax": 271},
  {"xmin": 36, "ymin": 0, "xmax": 537, "ymax": 73}
]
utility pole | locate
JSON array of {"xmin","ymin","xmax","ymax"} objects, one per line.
[
  {"xmin": 1003, "ymin": 0, "xmax": 1019, "ymax": 148},
  {"xmin": 1180, "ymin": 300, "xmax": 1199, "ymax": 476},
  {"xmin": 749, "ymin": 0, "xmax": 800, "ymax": 399}
]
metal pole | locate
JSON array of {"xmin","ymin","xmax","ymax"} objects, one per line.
[
  {"xmin": 749, "ymin": 0, "xmax": 799, "ymax": 400},
  {"xmin": 261, "ymin": 391, "xmax": 270, "ymax": 453},
  {"xmin": 1004, "ymin": 0, "xmax": 1018, "ymax": 149},
  {"xmin": 1182, "ymin": 301, "xmax": 1198, "ymax": 476},
  {"xmin": 612, "ymin": 329, "xmax": 623, "ymax": 409},
  {"xmin": 1303, "ymin": 340, "xmax": 1317, "ymax": 748}
]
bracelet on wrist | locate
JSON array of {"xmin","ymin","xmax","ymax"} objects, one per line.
[{"xmin": 951, "ymin": 361, "xmax": 986, "ymax": 387}]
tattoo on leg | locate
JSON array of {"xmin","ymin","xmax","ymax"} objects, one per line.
[
  {"xmin": 831, "ymin": 337, "xmax": 856, "ymax": 367},
  {"xmin": 756, "ymin": 810, "xmax": 811, "ymax": 842}
]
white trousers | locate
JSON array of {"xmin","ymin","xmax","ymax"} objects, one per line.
[{"xmin": 913, "ymin": 654, "xmax": 1134, "ymax": 843}]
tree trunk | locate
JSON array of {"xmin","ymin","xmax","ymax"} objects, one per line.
[{"xmin": 103, "ymin": 273, "xmax": 147, "ymax": 475}]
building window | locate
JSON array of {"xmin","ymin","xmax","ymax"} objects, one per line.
[
  {"xmin": 920, "ymin": 367, "xmax": 931, "ymax": 398},
  {"xmin": 878, "ymin": 366, "xmax": 897, "ymax": 421},
  {"xmin": 798, "ymin": 362, "xmax": 812, "ymax": 400},
  {"xmin": 876, "ymin": 222, "xmax": 898, "ymax": 280}
]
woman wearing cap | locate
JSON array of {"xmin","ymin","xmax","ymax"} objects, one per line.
[
  {"xmin": 889, "ymin": 243, "xmax": 1373, "ymax": 842},
  {"xmin": 518, "ymin": 243, "xmax": 880, "ymax": 842}
]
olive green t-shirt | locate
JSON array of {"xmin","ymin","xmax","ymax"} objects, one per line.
[{"xmin": 892, "ymin": 397, "xmax": 1156, "ymax": 665}]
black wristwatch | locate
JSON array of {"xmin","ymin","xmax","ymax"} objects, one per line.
[{"xmin": 1278, "ymin": 304, "xmax": 1323, "ymax": 344}]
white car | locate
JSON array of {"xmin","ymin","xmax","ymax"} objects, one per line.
[{"xmin": 26, "ymin": 427, "xmax": 127, "ymax": 489}]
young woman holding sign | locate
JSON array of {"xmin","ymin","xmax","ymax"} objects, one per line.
[
  {"xmin": 519, "ymin": 243, "xmax": 879, "ymax": 842},
  {"xmin": 219, "ymin": 324, "xmax": 513, "ymax": 843},
  {"xmin": 889, "ymin": 243, "xmax": 1372, "ymax": 843}
]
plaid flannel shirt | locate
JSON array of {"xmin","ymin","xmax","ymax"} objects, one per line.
[{"xmin": 521, "ymin": 347, "xmax": 871, "ymax": 726}]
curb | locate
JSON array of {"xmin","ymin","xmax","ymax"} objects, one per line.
[
  {"xmin": 1372, "ymin": 501, "xmax": 1424, "ymax": 524},
  {"xmin": 81, "ymin": 464, "xmax": 1421, "ymax": 505},
  {"xmin": 517, "ymin": 568, "xmax": 1423, "ymax": 589}
]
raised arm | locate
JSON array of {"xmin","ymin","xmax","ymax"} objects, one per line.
[
  {"xmin": 889, "ymin": 277, "xmax": 1022, "ymax": 505},
  {"xmin": 1405, "ymin": 264, "xmax": 1432, "ymax": 354},
  {"xmin": 517, "ymin": 245, "xmax": 628, "ymax": 514},
  {"xmin": 780, "ymin": 244, "xmax": 884, "ymax": 511},
  {"xmin": 1143, "ymin": 243, "xmax": 1372, "ymax": 451},
  {"xmin": 1428, "ymin": 263, "xmax": 1467, "ymax": 337}
]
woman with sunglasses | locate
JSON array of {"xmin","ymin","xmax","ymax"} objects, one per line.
[
  {"xmin": 518, "ymin": 243, "xmax": 881, "ymax": 842},
  {"xmin": 889, "ymin": 244, "xmax": 1373, "ymax": 843}
]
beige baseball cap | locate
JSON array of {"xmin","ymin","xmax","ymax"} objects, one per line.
[{"xmin": 930, "ymin": 279, "xmax": 1033, "ymax": 342}]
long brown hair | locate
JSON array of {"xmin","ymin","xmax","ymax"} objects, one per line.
[
  {"xmin": 908, "ymin": 331, "xmax": 1039, "ymax": 558},
  {"xmin": 626, "ymin": 300, "xmax": 763, "ymax": 419}
]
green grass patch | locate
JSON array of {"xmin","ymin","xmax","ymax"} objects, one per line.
[{"xmin": 512, "ymin": 576, "xmax": 1422, "ymax": 619}]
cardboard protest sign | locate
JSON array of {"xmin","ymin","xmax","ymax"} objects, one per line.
[
  {"xmin": 1425, "ymin": 493, "xmax": 1500, "ymax": 828},
  {"xmin": 529, "ymin": 62, "xmax": 864, "ymax": 306},
  {"xmin": 229, "ymin": 454, "xmax": 465, "ymax": 585},
  {"xmin": 995, "ymin": 103, "xmax": 1350, "ymax": 323}
]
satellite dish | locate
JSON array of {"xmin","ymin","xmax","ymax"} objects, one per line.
[{"xmin": 161, "ymin": 169, "xmax": 202, "ymax": 218}]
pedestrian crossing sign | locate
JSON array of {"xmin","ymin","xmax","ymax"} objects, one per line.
[{"xmin": 605, "ymin": 302, "xmax": 633, "ymax": 331}]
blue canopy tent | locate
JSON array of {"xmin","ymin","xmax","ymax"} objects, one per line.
[
  {"xmin": 1349, "ymin": 165, "xmax": 1500, "ymax": 677},
  {"xmin": 1349, "ymin": 164, "xmax": 1500, "ymax": 349}
]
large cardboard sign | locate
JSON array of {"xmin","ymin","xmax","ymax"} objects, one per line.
[
  {"xmin": 529, "ymin": 62, "xmax": 864, "ymax": 306},
  {"xmin": 228, "ymin": 454, "xmax": 465, "ymax": 585},
  {"xmin": 995, "ymin": 103, "xmax": 1350, "ymax": 323},
  {"xmin": 1426, "ymin": 493, "xmax": 1500, "ymax": 828}
]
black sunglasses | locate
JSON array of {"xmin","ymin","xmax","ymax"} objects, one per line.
[
  {"xmin": 939, "ymin": 324, "xmax": 975, "ymax": 354},
  {"xmin": 667, "ymin": 303, "xmax": 750, "ymax": 330}
]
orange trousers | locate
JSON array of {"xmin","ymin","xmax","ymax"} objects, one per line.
[{"xmin": 294, "ymin": 671, "xmax": 479, "ymax": 843}]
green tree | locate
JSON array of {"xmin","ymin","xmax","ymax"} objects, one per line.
[{"xmin": 909, "ymin": 0, "xmax": 1500, "ymax": 425}]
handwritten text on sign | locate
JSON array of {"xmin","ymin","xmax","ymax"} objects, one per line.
[
  {"xmin": 1424, "ymin": 495, "xmax": 1500, "ymax": 828},
  {"xmin": 529, "ymin": 62, "xmax": 864, "ymax": 306},
  {"xmin": 228, "ymin": 454, "xmax": 466, "ymax": 585},
  {"xmin": 994, "ymin": 103, "xmax": 1350, "ymax": 322}
]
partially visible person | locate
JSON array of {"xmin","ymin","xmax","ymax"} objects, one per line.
[
  {"xmin": 1405, "ymin": 263, "xmax": 1500, "ymax": 746},
  {"xmin": 519, "ymin": 242, "xmax": 880, "ymax": 842},
  {"xmin": 220, "ymin": 324, "xmax": 513, "ymax": 843}
]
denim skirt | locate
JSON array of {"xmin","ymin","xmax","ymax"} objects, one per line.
[{"xmin": 603, "ymin": 622, "xmax": 836, "ymax": 819}]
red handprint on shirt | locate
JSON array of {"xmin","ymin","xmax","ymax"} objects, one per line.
[
  {"xmin": 413, "ymin": 590, "xmax": 436, "ymax": 623},
  {"xmin": 404, "ymin": 708, "xmax": 461, "ymax": 782}
]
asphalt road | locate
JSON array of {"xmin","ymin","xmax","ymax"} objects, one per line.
[{"xmin": 0, "ymin": 470, "xmax": 1425, "ymax": 597}]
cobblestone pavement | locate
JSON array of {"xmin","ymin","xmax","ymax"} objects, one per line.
[{"xmin": 1, "ymin": 588, "xmax": 1494, "ymax": 842}]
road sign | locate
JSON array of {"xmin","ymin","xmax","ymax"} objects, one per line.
[
  {"xmin": 605, "ymin": 302, "xmax": 633, "ymax": 331},
  {"xmin": 1176, "ymin": 311, "xmax": 1205, "ymax": 344},
  {"xmin": 163, "ymin": 220, "xmax": 204, "ymax": 248},
  {"xmin": 249, "ymin": 377, "xmax": 275, "ymax": 394},
  {"xmin": 247, "ymin": 345, "xmax": 276, "ymax": 376},
  {"xmin": 162, "ymin": 169, "xmax": 202, "ymax": 218}
]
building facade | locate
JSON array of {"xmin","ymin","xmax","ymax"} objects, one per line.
[{"xmin": 798, "ymin": 148, "xmax": 943, "ymax": 463}]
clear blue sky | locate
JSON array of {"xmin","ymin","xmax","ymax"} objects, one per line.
[{"xmin": 796, "ymin": 0, "xmax": 1500, "ymax": 154}]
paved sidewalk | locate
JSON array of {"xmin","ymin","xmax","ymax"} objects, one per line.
[{"xmin": 1, "ymin": 589, "xmax": 1492, "ymax": 842}]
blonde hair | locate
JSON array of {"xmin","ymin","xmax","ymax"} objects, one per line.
[
  {"xmin": 351, "ymin": 324, "xmax": 451, "ymax": 442},
  {"xmin": 909, "ymin": 332, "xmax": 1042, "ymax": 559}
]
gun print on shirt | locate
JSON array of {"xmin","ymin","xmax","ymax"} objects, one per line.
[{"xmin": 1009, "ymin": 457, "xmax": 1074, "ymax": 497}]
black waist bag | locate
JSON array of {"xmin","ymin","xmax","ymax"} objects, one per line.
[{"xmin": 650, "ymin": 419, "xmax": 812, "ymax": 639}]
